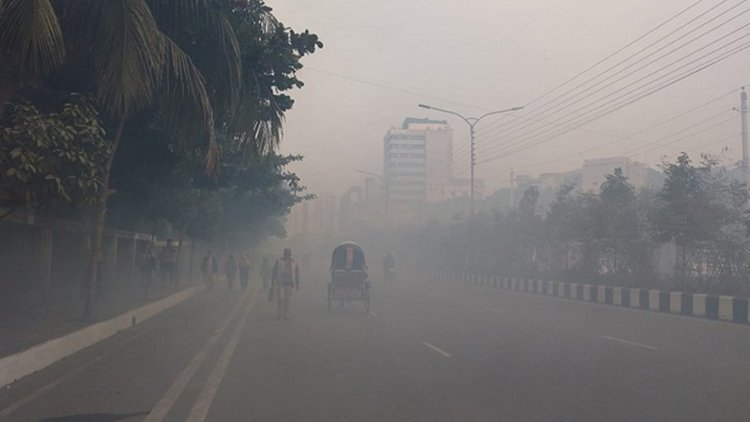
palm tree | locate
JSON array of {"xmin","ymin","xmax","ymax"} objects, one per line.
[
  {"xmin": 0, "ymin": 0, "xmax": 65, "ymax": 111},
  {"xmin": 0, "ymin": 0, "xmax": 242, "ymax": 318},
  {"xmin": 0, "ymin": 0, "xmax": 312, "ymax": 319}
]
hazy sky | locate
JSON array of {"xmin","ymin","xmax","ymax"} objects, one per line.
[{"xmin": 269, "ymin": 0, "xmax": 750, "ymax": 195}]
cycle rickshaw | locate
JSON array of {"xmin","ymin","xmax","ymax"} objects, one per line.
[{"xmin": 328, "ymin": 242, "xmax": 370, "ymax": 313}]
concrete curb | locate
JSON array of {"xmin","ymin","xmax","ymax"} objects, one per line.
[
  {"xmin": 0, "ymin": 286, "xmax": 200, "ymax": 388},
  {"xmin": 428, "ymin": 270, "xmax": 750, "ymax": 326}
]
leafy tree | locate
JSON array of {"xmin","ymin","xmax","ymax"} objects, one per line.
[
  {"xmin": 599, "ymin": 168, "xmax": 639, "ymax": 276},
  {"xmin": 0, "ymin": 93, "xmax": 108, "ymax": 216},
  {"xmin": 0, "ymin": 0, "xmax": 321, "ymax": 318},
  {"xmin": 512, "ymin": 185, "xmax": 544, "ymax": 273},
  {"xmin": 547, "ymin": 183, "xmax": 579, "ymax": 272},
  {"xmin": 650, "ymin": 153, "xmax": 725, "ymax": 285}
]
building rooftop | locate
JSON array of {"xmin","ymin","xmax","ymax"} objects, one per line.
[{"xmin": 402, "ymin": 117, "xmax": 448, "ymax": 129}]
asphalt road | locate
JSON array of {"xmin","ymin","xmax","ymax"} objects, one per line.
[{"xmin": 1, "ymin": 268, "xmax": 750, "ymax": 421}]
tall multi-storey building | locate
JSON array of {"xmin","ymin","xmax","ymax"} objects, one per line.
[{"xmin": 383, "ymin": 117, "xmax": 453, "ymax": 205}]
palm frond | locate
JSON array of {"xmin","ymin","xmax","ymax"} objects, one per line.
[
  {"xmin": 84, "ymin": 0, "xmax": 165, "ymax": 116},
  {"xmin": 159, "ymin": 36, "xmax": 218, "ymax": 174},
  {"xmin": 226, "ymin": 62, "xmax": 285, "ymax": 156},
  {"xmin": 0, "ymin": 0, "xmax": 64, "ymax": 81},
  {"xmin": 147, "ymin": 0, "xmax": 242, "ymax": 113},
  {"xmin": 230, "ymin": 101, "xmax": 283, "ymax": 156}
]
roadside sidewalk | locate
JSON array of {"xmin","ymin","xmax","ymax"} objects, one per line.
[
  {"xmin": 0, "ymin": 280, "xmax": 201, "ymax": 388},
  {"xmin": 0, "ymin": 281, "xmax": 192, "ymax": 359}
]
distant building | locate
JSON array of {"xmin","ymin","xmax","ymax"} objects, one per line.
[
  {"xmin": 383, "ymin": 117, "xmax": 454, "ymax": 205},
  {"xmin": 313, "ymin": 193, "xmax": 339, "ymax": 234},
  {"xmin": 509, "ymin": 157, "xmax": 653, "ymax": 202},
  {"xmin": 362, "ymin": 176, "xmax": 386, "ymax": 226},
  {"xmin": 382, "ymin": 118, "xmax": 454, "ymax": 225},
  {"xmin": 286, "ymin": 193, "xmax": 338, "ymax": 237},
  {"xmin": 581, "ymin": 157, "xmax": 649, "ymax": 192},
  {"xmin": 338, "ymin": 186, "xmax": 363, "ymax": 236},
  {"xmin": 445, "ymin": 177, "xmax": 483, "ymax": 199}
]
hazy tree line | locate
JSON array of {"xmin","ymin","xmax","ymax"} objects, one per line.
[
  {"xmin": 0, "ymin": 0, "xmax": 320, "ymax": 317},
  {"xmin": 420, "ymin": 153, "xmax": 750, "ymax": 296}
]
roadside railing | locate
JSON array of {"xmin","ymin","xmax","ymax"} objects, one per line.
[{"xmin": 425, "ymin": 271, "xmax": 750, "ymax": 325}]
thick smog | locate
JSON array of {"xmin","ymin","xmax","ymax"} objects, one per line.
[{"xmin": 1, "ymin": 1, "xmax": 750, "ymax": 421}]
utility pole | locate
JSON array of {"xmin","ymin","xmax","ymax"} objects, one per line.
[
  {"xmin": 509, "ymin": 169, "xmax": 515, "ymax": 208},
  {"xmin": 418, "ymin": 103, "xmax": 524, "ymax": 218},
  {"xmin": 470, "ymin": 125, "xmax": 476, "ymax": 216},
  {"xmin": 742, "ymin": 87, "xmax": 748, "ymax": 171}
]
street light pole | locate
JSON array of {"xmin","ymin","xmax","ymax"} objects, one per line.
[{"xmin": 418, "ymin": 104, "xmax": 524, "ymax": 217}]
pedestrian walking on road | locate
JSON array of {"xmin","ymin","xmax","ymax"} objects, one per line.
[
  {"xmin": 225, "ymin": 255, "xmax": 238, "ymax": 291},
  {"xmin": 201, "ymin": 250, "xmax": 217, "ymax": 291},
  {"xmin": 271, "ymin": 248, "xmax": 300, "ymax": 320},
  {"xmin": 239, "ymin": 255, "xmax": 251, "ymax": 290}
]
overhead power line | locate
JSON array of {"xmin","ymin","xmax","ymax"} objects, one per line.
[
  {"xmin": 477, "ymin": 0, "xmax": 737, "ymax": 137},
  {"xmin": 476, "ymin": 37, "xmax": 750, "ymax": 164},
  {"xmin": 685, "ymin": 132, "xmax": 741, "ymax": 153},
  {"xmin": 620, "ymin": 113, "xmax": 739, "ymax": 156},
  {"xmin": 482, "ymin": 0, "xmax": 707, "ymax": 124},
  {"xmin": 476, "ymin": 7, "xmax": 750, "ymax": 156},
  {"xmin": 501, "ymin": 87, "xmax": 739, "ymax": 172},
  {"xmin": 478, "ymin": 1, "xmax": 749, "ymax": 141}
]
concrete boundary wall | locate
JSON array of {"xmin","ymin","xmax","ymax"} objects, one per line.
[
  {"xmin": 430, "ymin": 270, "xmax": 750, "ymax": 326},
  {"xmin": 0, "ymin": 286, "xmax": 199, "ymax": 388}
]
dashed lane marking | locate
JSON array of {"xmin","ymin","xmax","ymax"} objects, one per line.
[
  {"xmin": 422, "ymin": 342, "xmax": 452, "ymax": 358},
  {"xmin": 600, "ymin": 335, "xmax": 658, "ymax": 351}
]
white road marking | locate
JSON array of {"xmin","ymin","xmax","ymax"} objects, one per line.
[
  {"xmin": 484, "ymin": 306, "xmax": 506, "ymax": 314},
  {"xmin": 0, "ymin": 356, "xmax": 102, "ymax": 418},
  {"xmin": 144, "ymin": 289, "xmax": 251, "ymax": 422},
  {"xmin": 369, "ymin": 311, "xmax": 378, "ymax": 317},
  {"xmin": 600, "ymin": 335, "xmax": 658, "ymax": 351},
  {"xmin": 185, "ymin": 286, "xmax": 259, "ymax": 422},
  {"xmin": 422, "ymin": 342, "xmax": 452, "ymax": 358}
]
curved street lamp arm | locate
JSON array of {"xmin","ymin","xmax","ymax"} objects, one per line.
[
  {"xmin": 476, "ymin": 106, "xmax": 525, "ymax": 123},
  {"xmin": 418, "ymin": 104, "xmax": 471, "ymax": 126},
  {"xmin": 420, "ymin": 103, "xmax": 524, "ymax": 126}
]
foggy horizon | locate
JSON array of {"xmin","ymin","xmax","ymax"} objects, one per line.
[
  {"xmin": 272, "ymin": 0, "xmax": 750, "ymax": 196},
  {"xmin": 3, "ymin": 1, "xmax": 750, "ymax": 420}
]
